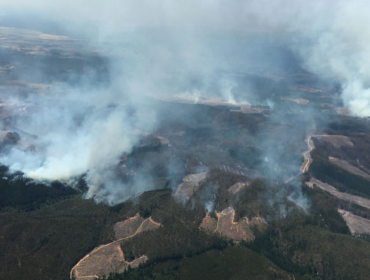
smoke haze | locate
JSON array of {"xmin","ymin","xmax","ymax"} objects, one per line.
[{"xmin": 0, "ymin": 0, "xmax": 369, "ymax": 205}]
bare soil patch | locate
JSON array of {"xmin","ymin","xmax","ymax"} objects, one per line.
[
  {"xmin": 71, "ymin": 214, "xmax": 161, "ymax": 280},
  {"xmin": 288, "ymin": 85, "xmax": 323, "ymax": 93},
  {"xmin": 200, "ymin": 207, "xmax": 264, "ymax": 242},
  {"xmin": 338, "ymin": 209, "xmax": 370, "ymax": 234},
  {"xmin": 175, "ymin": 172, "xmax": 207, "ymax": 201},
  {"xmin": 199, "ymin": 213, "xmax": 217, "ymax": 232},
  {"xmin": 228, "ymin": 182, "xmax": 248, "ymax": 194},
  {"xmin": 113, "ymin": 213, "xmax": 144, "ymax": 240},
  {"xmin": 306, "ymin": 178, "xmax": 370, "ymax": 210},
  {"xmin": 230, "ymin": 106, "xmax": 263, "ymax": 114},
  {"xmin": 329, "ymin": 157, "xmax": 370, "ymax": 182},
  {"xmin": 281, "ymin": 97, "xmax": 310, "ymax": 104},
  {"xmin": 315, "ymin": 135, "xmax": 353, "ymax": 148},
  {"xmin": 39, "ymin": 34, "xmax": 71, "ymax": 40}
]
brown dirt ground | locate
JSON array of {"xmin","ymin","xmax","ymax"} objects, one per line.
[
  {"xmin": 338, "ymin": 209, "xmax": 370, "ymax": 235},
  {"xmin": 228, "ymin": 182, "xmax": 247, "ymax": 194},
  {"xmin": 306, "ymin": 178, "xmax": 370, "ymax": 210},
  {"xmin": 288, "ymin": 85, "xmax": 323, "ymax": 93},
  {"xmin": 329, "ymin": 157, "xmax": 370, "ymax": 182},
  {"xmin": 175, "ymin": 172, "xmax": 207, "ymax": 201},
  {"xmin": 113, "ymin": 213, "xmax": 144, "ymax": 240},
  {"xmin": 281, "ymin": 97, "xmax": 310, "ymax": 104},
  {"xmin": 200, "ymin": 207, "xmax": 264, "ymax": 242},
  {"xmin": 230, "ymin": 106, "xmax": 263, "ymax": 114},
  {"xmin": 71, "ymin": 214, "xmax": 161, "ymax": 280},
  {"xmin": 199, "ymin": 213, "xmax": 217, "ymax": 232},
  {"xmin": 315, "ymin": 135, "xmax": 353, "ymax": 148}
]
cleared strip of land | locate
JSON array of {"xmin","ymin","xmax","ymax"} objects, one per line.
[
  {"xmin": 306, "ymin": 178, "xmax": 370, "ymax": 210},
  {"xmin": 338, "ymin": 210, "xmax": 370, "ymax": 234},
  {"xmin": 70, "ymin": 214, "xmax": 160, "ymax": 280},
  {"xmin": 329, "ymin": 157, "xmax": 370, "ymax": 182},
  {"xmin": 199, "ymin": 207, "xmax": 264, "ymax": 242}
]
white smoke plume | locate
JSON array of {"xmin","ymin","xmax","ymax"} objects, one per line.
[
  {"xmin": 2, "ymin": 0, "xmax": 369, "ymax": 117},
  {"xmin": 0, "ymin": 0, "xmax": 370, "ymax": 205}
]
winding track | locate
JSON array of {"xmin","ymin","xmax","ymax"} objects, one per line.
[
  {"xmin": 301, "ymin": 136, "xmax": 315, "ymax": 173},
  {"xmin": 285, "ymin": 135, "xmax": 319, "ymax": 184}
]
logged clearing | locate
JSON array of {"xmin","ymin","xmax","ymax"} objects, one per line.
[
  {"xmin": 281, "ymin": 97, "xmax": 310, "ymax": 104},
  {"xmin": 39, "ymin": 34, "xmax": 71, "ymax": 40},
  {"xmin": 175, "ymin": 172, "xmax": 207, "ymax": 201},
  {"xmin": 214, "ymin": 164, "xmax": 260, "ymax": 178},
  {"xmin": 113, "ymin": 213, "xmax": 145, "ymax": 240},
  {"xmin": 329, "ymin": 157, "xmax": 370, "ymax": 182},
  {"xmin": 338, "ymin": 209, "xmax": 370, "ymax": 235},
  {"xmin": 230, "ymin": 106, "xmax": 263, "ymax": 114},
  {"xmin": 199, "ymin": 213, "xmax": 218, "ymax": 232},
  {"xmin": 314, "ymin": 135, "xmax": 353, "ymax": 148},
  {"xmin": 306, "ymin": 178, "xmax": 370, "ymax": 210},
  {"xmin": 288, "ymin": 85, "xmax": 324, "ymax": 93},
  {"xmin": 200, "ymin": 207, "xmax": 264, "ymax": 242},
  {"xmin": 228, "ymin": 182, "xmax": 248, "ymax": 194},
  {"xmin": 70, "ymin": 214, "xmax": 160, "ymax": 280}
]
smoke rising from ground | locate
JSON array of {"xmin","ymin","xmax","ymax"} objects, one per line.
[
  {"xmin": 2, "ymin": 0, "xmax": 369, "ymax": 116},
  {"xmin": 0, "ymin": 0, "xmax": 369, "ymax": 206}
]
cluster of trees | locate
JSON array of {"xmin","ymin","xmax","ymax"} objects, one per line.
[
  {"xmin": 244, "ymin": 215, "xmax": 370, "ymax": 280},
  {"xmin": 106, "ymin": 245, "xmax": 293, "ymax": 280},
  {"xmin": 309, "ymin": 159, "xmax": 370, "ymax": 198},
  {"xmin": 0, "ymin": 165, "xmax": 78, "ymax": 211}
]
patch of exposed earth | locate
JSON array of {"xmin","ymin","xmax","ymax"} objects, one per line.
[
  {"xmin": 281, "ymin": 97, "xmax": 310, "ymax": 104},
  {"xmin": 329, "ymin": 157, "xmax": 370, "ymax": 182},
  {"xmin": 70, "ymin": 214, "xmax": 161, "ymax": 280},
  {"xmin": 314, "ymin": 135, "xmax": 354, "ymax": 148},
  {"xmin": 228, "ymin": 181, "xmax": 249, "ymax": 195},
  {"xmin": 306, "ymin": 178, "xmax": 370, "ymax": 210},
  {"xmin": 213, "ymin": 164, "xmax": 260, "ymax": 178},
  {"xmin": 338, "ymin": 209, "xmax": 370, "ymax": 235},
  {"xmin": 288, "ymin": 85, "xmax": 324, "ymax": 93},
  {"xmin": 175, "ymin": 172, "xmax": 207, "ymax": 201},
  {"xmin": 335, "ymin": 107, "xmax": 350, "ymax": 115},
  {"xmin": 199, "ymin": 207, "xmax": 265, "ymax": 242},
  {"xmin": 230, "ymin": 106, "xmax": 264, "ymax": 114},
  {"xmin": 157, "ymin": 95, "xmax": 242, "ymax": 108}
]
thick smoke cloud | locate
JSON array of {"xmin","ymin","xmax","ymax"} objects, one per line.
[
  {"xmin": 287, "ymin": 1, "xmax": 370, "ymax": 117},
  {"xmin": 0, "ymin": 0, "xmax": 369, "ymax": 205},
  {"xmin": 3, "ymin": 0, "xmax": 369, "ymax": 116}
]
